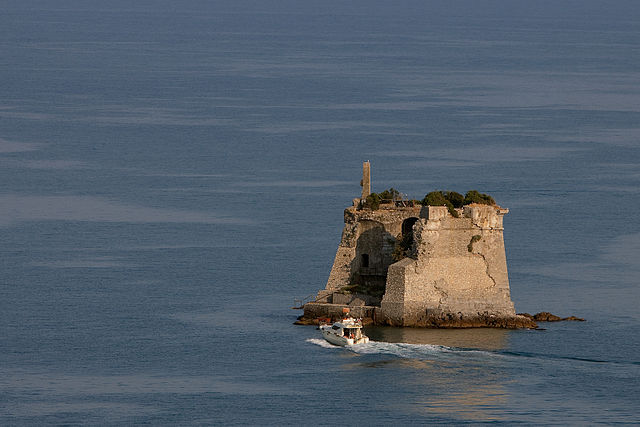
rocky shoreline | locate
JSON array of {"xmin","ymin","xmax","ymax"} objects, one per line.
[
  {"xmin": 518, "ymin": 312, "xmax": 585, "ymax": 322},
  {"xmin": 295, "ymin": 311, "xmax": 584, "ymax": 329}
]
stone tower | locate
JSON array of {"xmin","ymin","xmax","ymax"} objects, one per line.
[
  {"xmin": 302, "ymin": 163, "xmax": 529, "ymax": 328},
  {"xmin": 361, "ymin": 161, "xmax": 371, "ymax": 200}
]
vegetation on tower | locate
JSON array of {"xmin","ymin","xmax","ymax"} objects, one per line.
[
  {"xmin": 359, "ymin": 188, "xmax": 496, "ymax": 213},
  {"xmin": 359, "ymin": 187, "xmax": 401, "ymax": 210}
]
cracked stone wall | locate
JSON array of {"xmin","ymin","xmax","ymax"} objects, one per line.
[{"xmin": 379, "ymin": 205, "xmax": 516, "ymax": 326}]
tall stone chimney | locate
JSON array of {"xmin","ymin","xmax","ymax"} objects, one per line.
[{"xmin": 361, "ymin": 161, "xmax": 371, "ymax": 200}]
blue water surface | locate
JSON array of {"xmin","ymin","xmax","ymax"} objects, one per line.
[{"xmin": 1, "ymin": 0, "xmax": 639, "ymax": 424}]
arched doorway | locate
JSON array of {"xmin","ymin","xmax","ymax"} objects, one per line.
[
  {"xmin": 394, "ymin": 217, "xmax": 419, "ymax": 261},
  {"xmin": 401, "ymin": 217, "xmax": 419, "ymax": 245}
]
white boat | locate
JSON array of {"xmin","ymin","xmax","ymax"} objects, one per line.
[{"xmin": 319, "ymin": 317, "xmax": 370, "ymax": 346}]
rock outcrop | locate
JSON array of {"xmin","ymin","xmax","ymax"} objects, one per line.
[{"xmin": 519, "ymin": 312, "xmax": 585, "ymax": 322}]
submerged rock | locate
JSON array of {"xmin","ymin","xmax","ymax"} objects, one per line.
[
  {"xmin": 518, "ymin": 312, "xmax": 585, "ymax": 322},
  {"xmin": 562, "ymin": 315, "xmax": 586, "ymax": 321},
  {"xmin": 534, "ymin": 312, "xmax": 562, "ymax": 322}
]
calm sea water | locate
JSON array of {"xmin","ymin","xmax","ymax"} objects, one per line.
[{"xmin": 1, "ymin": 1, "xmax": 639, "ymax": 424}]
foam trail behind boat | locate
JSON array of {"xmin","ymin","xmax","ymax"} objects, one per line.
[
  {"xmin": 306, "ymin": 338, "xmax": 342, "ymax": 349},
  {"xmin": 307, "ymin": 338, "xmax": 504, "ymax": 362}
]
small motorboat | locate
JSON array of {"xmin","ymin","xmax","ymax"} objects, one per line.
[{"xmin": 319, "ymin": 316, "xmax": 370, "ymax": 346}]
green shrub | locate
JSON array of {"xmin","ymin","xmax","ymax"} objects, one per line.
[
  {"xmin": 379, "ymin": 187, "xmax": 400, "ymax": 201},
  {"xmin": 362, "ymin": 188, "xmax": 496, "ymax": 212},
  {"xmin": 361, "ymin": 192, "xmax": 381, "ymax": 210},
  {"xmin": 444, "ymin": 191, "xmax": 464, "ymax": 208},
  {"xmin": 464, "ymin": 190, "xmax": 495, "ymax": 206},
  {"xmin": 420, "ymin": 191, "xmax": 459, "ymax": 217},
  {"xmin": 421, "ymin": 191, "xmax": 446, "ymax": 206},
  {"xmin": 360, "ymin": 188, "xmax": 404, "ymax": 210}
]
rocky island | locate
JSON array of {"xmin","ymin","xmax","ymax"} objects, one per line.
[{"xmin": 298, "ymin": 162, "xmax": 540, "ymax": 328}]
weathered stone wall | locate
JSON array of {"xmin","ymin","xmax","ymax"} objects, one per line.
[
  {"xmin": 305, "ymin": 201, "xmax": 521, "ymax": 328},
  {"xmin": 320, "ymin": 205, "xmax": 422, "ymax": 299},
  {"xmin": 379, "ymin": 204, "xmax": 515, "ymax": 326}
]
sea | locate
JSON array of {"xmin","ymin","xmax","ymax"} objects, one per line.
[{"xmin": 1, "ymin": 0, "xmax": 639, "ymax": 424}]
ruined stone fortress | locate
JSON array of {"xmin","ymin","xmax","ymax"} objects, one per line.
[{"xmin": 302, "ymin": 162, "xmax": 533, "ymax": 328}]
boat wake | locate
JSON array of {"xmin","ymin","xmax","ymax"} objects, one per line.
[
  {"xmin": 351, "ymin": 341, "xmax": 451, "ymax": 357},
  {"xmin": 305, "ymin": 338, "xmax": 343, "ymax": 349},
  {"xmin": 306, "ymin": 338, "xmax": 640, "ymax": 369},
  {"xmin": 306, "ymin": 338, "xmax": 468, "ymax": 360}
]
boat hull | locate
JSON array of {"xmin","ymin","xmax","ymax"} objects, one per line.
[{"xmin": 320, "ymin": 328, "xmax": 369, "ymax": 346}]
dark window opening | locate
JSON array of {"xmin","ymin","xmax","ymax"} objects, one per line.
[
  {"xmin": 361, "ymin": 254, "xmax": 369, "ymax": 268},
  {"xmin": 402, "ymin": 217, "xmax": 419, "ymax": 237}
]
